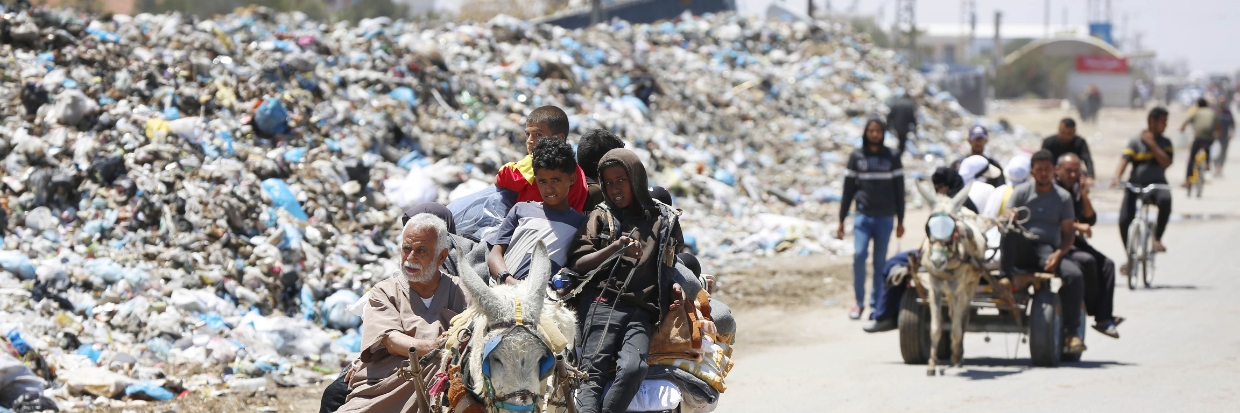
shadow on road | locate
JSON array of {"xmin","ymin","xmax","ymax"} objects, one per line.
[
  {"xmin": 949, "ymin": 358, "xmax": 1135, "ymax": 380},
  {"xmin": 1140, "ymin": 284, "xmax": 1202, "ymax": 290}
]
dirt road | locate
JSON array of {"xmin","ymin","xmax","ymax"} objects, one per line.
[{"xmin": 717, "ymin": 103, "xmax": 1240, "ymax": 412}]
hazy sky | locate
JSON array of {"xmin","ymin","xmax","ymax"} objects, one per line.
[{"xmin": 833, "ymin": 0, "xmax": 1240, "ymax": 73}]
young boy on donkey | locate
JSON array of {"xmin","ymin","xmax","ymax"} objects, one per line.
[
  {"xmin": 487, "ymin": 137, "xmax": 588, "ymax": 285},
  {"xmin": 567, "ymin": 148, "xmax": 684, "ymax": 413},
  {"xmin": 496, "ymin": 105, "xmax": 589, "ymax": 212}
]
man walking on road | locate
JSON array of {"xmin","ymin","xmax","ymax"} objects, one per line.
[
  {"xmin": 886, "ymin": 92, "xmax": 917, "ymax": 156},
  {"xmin": 839, "ymin": 119, "xmax": 905, "ymax": 320}
]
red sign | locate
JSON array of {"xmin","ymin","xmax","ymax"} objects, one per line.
[{"xmin": 1076, "ymin": 55, "xmax": 1129, "ymax": 73}]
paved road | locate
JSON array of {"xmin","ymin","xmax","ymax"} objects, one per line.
[{"xmin": 719, "ymin": 147, "xmax": 1240, "ymax": 412}]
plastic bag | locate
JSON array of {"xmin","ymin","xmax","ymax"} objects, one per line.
[
  {"xmin": 447, "ymin": 187, "xmax": 518, "ymax": 242},
  {"xmin": 260, "ymin": 178, "xmax": 309, "ymax": 221},
  {"xmin": 253, "ymin": 98, "xmax": 290, "ymax": 135},
  {"xmin": 625, "ymin": 379, "xmax": 682, "ymax": 412},
  {"xmin": 323, "ymin": 290, "xmax": 362, "ymax": 330},
  {"xmin": 0, "ymin": 251, "xmax": 35, "ymax": 280},
  {"xmin": 84, "ymin": 258, "xmax": 124, "ymax": 284},
  {"xmin": 125, "ymin": 381, "xmax": 174, "ymax": 401},
  {"xmin": 383, "ymin": 166, "xmax": 438, "ymax": 212}
]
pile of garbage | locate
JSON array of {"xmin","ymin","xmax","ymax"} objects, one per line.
[{"xmin": 0, "ymin": 4, "xmax": 1036, "ymax": 410}]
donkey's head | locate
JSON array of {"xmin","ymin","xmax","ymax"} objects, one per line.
[
  {"xmin": 456, "ymin": 241, "xmax": 556, "ymax": 410},
  {"xmin": 916, "ymin": 180, "xmax": 974, "ymax": 272}
]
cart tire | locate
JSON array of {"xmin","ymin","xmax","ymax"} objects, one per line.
[
  {"xmin": 1029, "ymin": 290, "xmax": 1062, "ymax": 367},
  {"xmin": 1062, "ymin": 304, "xmax": 1086, "ymax": 362},
  {"xmin": 898, "ymin": 290, "xmax": 929, "ymax": 364}
]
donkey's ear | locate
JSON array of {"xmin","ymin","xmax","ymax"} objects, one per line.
[
  {"xmin": 456, "ymin": 247, "xmax": 507, "ymax": 319},
  {"xmin": 523, "ymin": 241, "xmax": 552, "ymax": 318},
  {"xmin": 915, "ymin": 180, "xmax": 938, "ymax": 208},
  {"xmin": 949, "ymin": 182, "xmax": 973, "ymax": 214}
]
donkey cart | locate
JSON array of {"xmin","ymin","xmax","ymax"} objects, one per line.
[{"xmin": 898, "ymin": 270, "xmax": 1087, "ymax": 367}]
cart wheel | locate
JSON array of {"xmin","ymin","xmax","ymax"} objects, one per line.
[
  {"xmin": 898, "ymin": 290, "xmax": 929, "ymax": 364},
  {"xmin": 1029, "ymin": 290, "xmax": 1062, "ymax": 367},
  {"xmin": 1061, "ymin": 304, "xmax": 1086, "ymax": 362}
]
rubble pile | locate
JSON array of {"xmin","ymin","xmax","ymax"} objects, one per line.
[{"xmin": 0, "ymin": 5, "xmax": 1034, "ymax": 410}]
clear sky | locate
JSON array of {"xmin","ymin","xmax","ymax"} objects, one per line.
[{"xmin": 834, "ymin": 0, "xmax": 1240, "ymax": 74}]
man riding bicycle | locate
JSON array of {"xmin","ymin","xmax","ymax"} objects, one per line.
[
  {"xmin": 1179, "ymin": 98, "xmax": 1219, "ymax": 186},
  {"xmin": 1113, "ymin": 107, "xmax": 1174, "ymax": 274}
]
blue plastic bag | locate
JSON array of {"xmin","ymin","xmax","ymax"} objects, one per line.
[
  {"xmin": 260, "ymin": 178, "xmax": 309, "ymax": 221},
  {"xmin": 323, "ymin": 290, "xmax": 362, "ymax": 330},
  {"xmin": 84, "ymin": 258, "xmax": 124, "ymax": 283},
  {"xmin": 6, "ymin": 329, "xmax": 30, "ymax": 355},
  {"xmin": 125, "ymin": 382, "xmax": 174, "ymax": 401},
  {"xmin": 0, "ymin": 251, "xmax": 35, "ymax": 280},
  {"xmin": 447, "ymin": 187, "xmax": 518, "ymax": 242},
  {"xmin": 77, "ymin": 344, "xmax": 103, "ymax": 363},
  {"xmin": 335, "ymin": 332, "xmax": 361, "ymax": 353},
  {"xmin": 253, "ymin": 98, "xmax": 289, "ymax": 135},
  {"xmin": 389, "ymin": 87, "xmax": 417, "ymax": 108},
  {"xmin": 282, "ymin": 147, "xmax": 306, "ymax": 163}
]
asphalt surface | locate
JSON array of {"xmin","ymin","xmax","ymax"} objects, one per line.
[{"xmin": 718, "ymin": 111, "xmax": 1240, "ymax": 412}]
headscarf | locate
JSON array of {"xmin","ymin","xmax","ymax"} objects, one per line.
[
  {"xmin": 931, "ymin": 167, "xmax": 965, "ymax": 195},
  {"xmin": 402, "ymin": 202, "xmax": 455, "ymax": 234},
  {"xmin": 598, "ymin": 148, "xmax": 656, "ymax": 215},
  {"xmin": 677, "ymin": 253, "xmax": 701, "ymax": 278},
  {"xmin": 958, "ymin": 155, "xmax": 999, "ymax": 183},
  {"xmin": 1004, "ymin": 155, "xmax": 1032, "ymax": 185}
]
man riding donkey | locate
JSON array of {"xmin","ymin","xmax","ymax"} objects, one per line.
[{"xmin": 335, "ymin": 214, "xmax": 470, "ymax": 412}]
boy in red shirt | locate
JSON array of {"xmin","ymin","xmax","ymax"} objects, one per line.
[{"xmin": 496, "ymin": 105, "xmax": 588, "ymax": 212}]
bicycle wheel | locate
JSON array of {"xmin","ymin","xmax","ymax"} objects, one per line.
[
  {"xmin": 1143, "ymin": 221, "xmax": 1156, "ymax": 287},
  {"xmin": 1126, "ymin": 222, "xmax": 1142, "ymax": 290}
]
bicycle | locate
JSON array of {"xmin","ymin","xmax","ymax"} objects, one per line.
[
  {"xmin": 1187, "ymin": 150, "xmax": 1207, "ymax": 198},
  {"xmin": 1123, "ymin": 183, "xmax": 1170, "ymax": 289}
]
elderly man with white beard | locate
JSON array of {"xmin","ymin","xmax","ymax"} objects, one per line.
[{"xmin": 336, "ymin": 213, "xmax": 469, "ymax": 413}]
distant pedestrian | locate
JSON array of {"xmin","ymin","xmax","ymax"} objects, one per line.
[
  {"xmin": 838, "ymin": 118, "xmax": 905, "ymax": 320},
  {"xmin": 886, "ymin": 92, "xmax": 918, "ymax": 156}
]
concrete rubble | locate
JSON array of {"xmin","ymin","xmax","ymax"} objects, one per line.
[{"xmin": 0, "ymin": 4, "xmax": 1035, "ymax": 410}]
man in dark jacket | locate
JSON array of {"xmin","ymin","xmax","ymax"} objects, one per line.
[
  {"xmin": 951, "ymin": 125, "xmax": 1005, "ymax": 187},
  {"xmin": 886, "ymin": 94, "xmax": 917, "ymax": 156},
  {"xmin": 839, "ymin": 118, "xmax": 905, "ymax": 320},
  {"xmin": 1042, "ymin": 118, "xmax": 1097, "ymax": 183}
]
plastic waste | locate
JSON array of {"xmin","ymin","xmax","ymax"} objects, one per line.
[
  {"xmin": 253, "ymin": 98, "xmax": 290, "ymax": 135},
  {"xmin": 124, "ymin": 381, "xmax": 174, "ymax": 401},
  {"xmin": 261, "ymin": 178, "xmax": 310, "ymax": 221},
  {"xmin": 0, "ymin": 252, "xmax": 35, "ymax": 280}
]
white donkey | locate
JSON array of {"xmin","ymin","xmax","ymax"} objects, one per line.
[
  {"xmin": 453, "ymin": 241, "xmax": 579, "ymax": 412},
  {"xmin": 914, "ymin": 181, "xmax": 989, "ymax": 376}
]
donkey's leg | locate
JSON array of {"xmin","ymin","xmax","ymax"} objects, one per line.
[
  {"xmin": 950, "ymin": 287, "xmax": 971, "ymax": 368},
  {"xmin": 927, "ymin": 283, "xmax": 944, "ymax": 376}
]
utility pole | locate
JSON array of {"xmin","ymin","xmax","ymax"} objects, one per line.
[
  {"xmin": 895, "ymin": 0, "xmax": 917, "ymax": 64},
  {"xmin": 1044, "ymin": 0, "xmax": 1050, "ymax": 38},
  {"xmin": 590, "ymin": 0, "xmax": 605, "ymax": 26},
  {"xmin": 809, "ymin": 0, "xmax": 815, "ymax": 19},
  {"xmin": 992, "ymin": 12, "xmax": 1002, "ymax": 73}
]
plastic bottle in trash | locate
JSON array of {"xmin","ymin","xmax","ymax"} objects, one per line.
[{"xmin": 227, "ymin": 377, "xmax": 272, "ymax": 392}]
